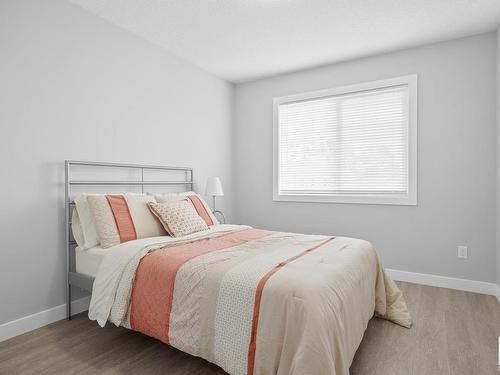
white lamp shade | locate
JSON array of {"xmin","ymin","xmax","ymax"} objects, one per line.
[{"xmin": 205, "ymin": 177, "xmax": 224, "ymax": 196}]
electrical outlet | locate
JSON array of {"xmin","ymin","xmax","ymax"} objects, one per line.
[{"xmin": 457, "ymin": 246, "xmax": 468, "ymax": 259}]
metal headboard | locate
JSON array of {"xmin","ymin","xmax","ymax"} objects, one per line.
[{"xmin": 65, "ymin": 160, "xmax": 193, "ymax": 319}]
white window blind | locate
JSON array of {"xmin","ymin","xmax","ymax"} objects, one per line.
[{"xmin": 274, "ymin": 76, "xmax": 417, "ymax": 205}]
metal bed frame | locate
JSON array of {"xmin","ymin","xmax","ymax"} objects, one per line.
[{"xmin": 65, "ymin": 160, "xmax": 194, "ymax": 320}]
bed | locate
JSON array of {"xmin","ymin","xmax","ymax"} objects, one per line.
[{"xmin": 65, "ymin": 161, "xmax": 411, "ymax": 375}]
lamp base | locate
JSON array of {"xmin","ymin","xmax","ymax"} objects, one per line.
[{"xmin": 213, "ymin": 210, "xmax": 226, "ymax": 224}]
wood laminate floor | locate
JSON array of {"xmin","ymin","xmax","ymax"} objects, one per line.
[{"xmin": 1, "ymin": 282, "xmax": 499, "ymax": 375}]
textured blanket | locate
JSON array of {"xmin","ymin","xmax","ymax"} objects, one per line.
[{"xmin": 89, "ymin": 225, "xmax": 411, "ymax": 375}]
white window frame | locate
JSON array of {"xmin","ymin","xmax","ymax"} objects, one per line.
[{"xmin": 273, "ymin": 75, "xmax": 418, "ymax": 206}]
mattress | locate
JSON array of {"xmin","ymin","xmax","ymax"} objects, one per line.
[{"xmin": 75, "ymin": 246, "xmax": 108, "ymax": 278}]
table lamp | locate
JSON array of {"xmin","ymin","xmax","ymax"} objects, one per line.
[{"xmin": 205, "ymin": 177, "xmax": 225, "ymax": 223}]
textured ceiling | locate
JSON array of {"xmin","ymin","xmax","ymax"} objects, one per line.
[{"xmin": 70, "ymin": 0, "xmax": 500, "ymax": 83}]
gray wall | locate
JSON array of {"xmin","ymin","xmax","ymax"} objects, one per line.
[
  {"xmin": 1, "ymin": 1, "xmax": 498, "ymax": 327},
  {"xmin": 234, "ymin": 33, "xmax": 497, "ymax": 283},
  {"xmin": 497, "ymin": 29, "xmax": 500, "ymax": 288},
  {"xmin": 0, "ymin": 0, "xmax": 234, "ymax": 324}
]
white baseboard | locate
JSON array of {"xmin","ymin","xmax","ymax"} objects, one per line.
[
  {"xmin": 386, "ymin": 268, "xmax": 500, "ymax": 301},
  {"xmin": 0, "ymin": 296, "xmax": 90, "ymax": 343}
]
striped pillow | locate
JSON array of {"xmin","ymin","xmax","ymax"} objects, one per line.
[
  {"xmin": 155, "ymin": 192, "xmax": 218, "ymax": 226},
  {"xmin": 87, "ymin": 194, "xmax": 166, "ymax": 248}
]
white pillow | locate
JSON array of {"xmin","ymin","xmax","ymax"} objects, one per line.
[
  {"xmin": 73, "ymin": 194, "xmax": 100, "ymax": 249},
  {"xmin": 124, "ymin": 193, "xmax": 166, "ymax": 238},
  {"xmin": 71, "ymin": 208, "xmax": 85, "ymax": 248}
]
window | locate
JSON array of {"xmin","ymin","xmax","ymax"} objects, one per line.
[{"xmin": 273, "ymin": 75, "xmax": 417, "ymax": 205}]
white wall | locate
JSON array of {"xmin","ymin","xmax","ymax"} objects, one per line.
[
  {"xmin": 0, "ymin": 0, "xmax": 234, "ymax": 324},
  {"xmin": 234, "ymin": 33, "xmax": 497, "ymax": 283}
]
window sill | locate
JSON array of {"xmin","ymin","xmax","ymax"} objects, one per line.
[{"xmin": 273, "ymin": 193, "xmax": 417, "ymax": 206}]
